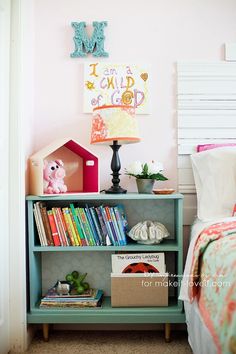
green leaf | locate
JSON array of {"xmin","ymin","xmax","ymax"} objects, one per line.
[
  {"xmin": 141, "ymin": 163, "xmax": 148, "ymax": 178},
  {"xmin": 150, "ymin": 173, "xmax": 168, "ymax": 181}
]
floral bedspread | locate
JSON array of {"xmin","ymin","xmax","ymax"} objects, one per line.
[{"xmin": 189, "ymin": 221, "xmax": 236, "ymax": 354}]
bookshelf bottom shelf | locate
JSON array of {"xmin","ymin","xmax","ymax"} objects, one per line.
[{"xmin": 27, "ymin": 297, "xmax": 185, "ymax": 324}]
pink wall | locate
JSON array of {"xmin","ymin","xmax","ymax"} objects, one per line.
[{"xmin": 31, "ymin": 0, "xmax": 236, "ymax": 192}]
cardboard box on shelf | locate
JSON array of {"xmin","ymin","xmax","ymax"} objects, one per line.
[{"xmin": 111, "ymin": 273, "xmax": 168, "ymax": 307}]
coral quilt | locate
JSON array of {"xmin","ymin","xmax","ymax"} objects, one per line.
[{"xmin": 189, "ymin": 221, "xmax": 236, "ymax": 354}]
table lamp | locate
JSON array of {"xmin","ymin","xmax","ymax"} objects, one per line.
[{"xmin": 91, "ymin": 105, "xmax": 140, "ymax": 194}]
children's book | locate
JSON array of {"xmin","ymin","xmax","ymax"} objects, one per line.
[
  {"xmin": 35, "ymin": 202, "xmax": 48, "ymax": 246},
  {"xmin": 75, "ymin": 208, "xmax": 89, "ymax": 246},
  {"xmin": 57, "ymin": 208, "xmax": 71, "ymax": 246},
  {"xmin": 62, "ymin": 208, "xmax": 77, "ymax": 246},
  {"xmin": 78, "ymin": 208, "xmax": 95, "ymax": 246},
  {"xmin": 68, "ymin": 207, "xmax": 82, "ymax": 246},
  {"xmin": 111, "ymin": 253, "xmax": 166, "ymax": 274},
  {"xmin": 89, "ymin": 207, "xmax": 104, "ymax": 245},
  {"xmin": 95, "ymin": 207, "xmax": 109, "ymax": 245},
  {"xmin": 105, "ymin": 206, "xmax": 119, "ymax": 245},
  {"xmin": 110, "ymin": 207, "xmax": 124, "ymax": 245},
  {"xmin": 54, "ymin": 208, "xmax": 69, "ymax": 246},
  {"xmin": 33, "ymin": 206, "xmax": 46, "ymax": 246},
  {"xmin": 115, "ymin": 204, "xmax": 129, "ymax": 234},
  {"xmin": 70, "ymin": 204, "xmax": 87, "ymax": 246},
  {"xmin": 113, "ymin": 206, "xmax": 127, "ymax": 245},
  {"xmin": 52, "ymin": 208, "xmax": 66, "ymax": 246},
  {"xmin": 38, "ymin": 203, "xmax": 54, "ymax": 246},
  {"xmin": 85, "ymin": 206, "xmax": 100, "ymax": 245},
  {"xmin": 47, "ymin": 210, "xmax": 61, "ymax": 246},
  {"xmin": 99, "ymin": 206, "xmax": 115, "ymax": 245}
]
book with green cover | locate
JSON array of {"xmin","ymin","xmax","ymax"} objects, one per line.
[
  {"xmin": 62, "ymin": 208, "xmax": 77, "ymax": 246},
  {"xmin": 70, "ymin": 204, "xmax": 87, "ymax": 246},
  {"xmin": 77, "ymin": 208, "xmax": 95, "ymax": 246},
  {"xmin": 85, "ymin": 206, "xmax": 101, "ymax": 246}
]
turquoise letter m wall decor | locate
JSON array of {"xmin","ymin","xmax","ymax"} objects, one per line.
[{"xmin": 71, "ymin": 21, "xmax": 109, "ymax": 58}]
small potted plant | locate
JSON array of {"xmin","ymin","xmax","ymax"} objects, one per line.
[{"xmin": 125, "ymin": 161, "xmax": 168, "ymax": 194}]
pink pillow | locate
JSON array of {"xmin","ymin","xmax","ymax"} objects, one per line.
[{"xmin": 197, "ymin": 143, "xmax": 236, "ymax": 152}]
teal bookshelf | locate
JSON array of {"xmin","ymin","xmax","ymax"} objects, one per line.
[{"xmin": 26, "ymin": 193, "xmax": 185, "ymax": 341}]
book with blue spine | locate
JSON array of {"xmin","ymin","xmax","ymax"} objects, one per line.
[
  {"xmin": 89, "ymin": 207, "xmax": 104, "ymax": 245},
  {"xmin": 113, "ymin": 206, "xmax": 128, "ymax": 245},
  {"xmin": 110, "ymin": 207, "xmax": 123, "ymax": 245},
  {"xmin": 116, "ymin": 204, "xmax": 129, "ymax": 234},
  {"xmin": 95, "ymin": 207, "xmax": 109, "ymax": 245},
  {"xmin": 99, "ymin": 206, "xmax": 115, "ymax": 245},
  {"xmin": 85, "ymin": 206, "xmax": 101, "ymax": 246},
  {"xmin": 105, "ymin": 206, "xmax": 119, "ymax": 246}
]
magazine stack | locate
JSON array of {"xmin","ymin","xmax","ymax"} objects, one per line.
[{"xmin": 40, "ymin": 287, "xmax": 103, "ymax": 309}]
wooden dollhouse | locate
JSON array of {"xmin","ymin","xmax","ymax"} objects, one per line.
[{"xmin": 29, "ymin": 138, "xmax": 99, "ymax": 195}]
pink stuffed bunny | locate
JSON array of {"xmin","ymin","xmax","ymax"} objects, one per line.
[{"xmin": 43, "ymin": 159, "xmax": 67, "ymax": 194}]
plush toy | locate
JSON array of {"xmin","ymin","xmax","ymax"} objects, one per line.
[{"xmin": 43, "ymin": 159, "xmax": 67, "ymax": 194}]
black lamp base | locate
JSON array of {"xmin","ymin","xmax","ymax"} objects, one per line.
[
  {"xmin": 105, "ymin": 186, "xmax": 127, "ymax": 194},
  {"xmin": 105, "ymin": 140, "xmax": 127, "ymax": 194}
]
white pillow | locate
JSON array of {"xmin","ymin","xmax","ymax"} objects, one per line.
[{"xmin": 191, "ymin": 147, "xmax": 236, "ymax": 221}]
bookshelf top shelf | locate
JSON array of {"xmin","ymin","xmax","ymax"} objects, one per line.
[{"xmin": 26, "ymin": 192, "xmax": 183, "ymax": 201}]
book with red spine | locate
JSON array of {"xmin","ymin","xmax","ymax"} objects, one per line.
[
  {"xmin": 52, "ymin": 208, "xmax": 67, "ymax": 246},
  {"xmin": 56, "ymin": 208, "xmax": 70, "ymax": 246},
  {"xmin": 57, "ymin": 208, "xmax": 72, "ymax": 246},
  {"xmin": 47, "ymin": 210, "xmax": 61, "ymax": 246}
]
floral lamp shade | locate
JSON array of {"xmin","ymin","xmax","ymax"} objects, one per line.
[{"xmin": 91, "ymin": 105, "xmax": 140, "ymax": 144}]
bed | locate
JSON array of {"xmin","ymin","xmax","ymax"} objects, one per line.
[{"xmin": 179, "ymin": 146, "xmax": 236, "ymax": 354}]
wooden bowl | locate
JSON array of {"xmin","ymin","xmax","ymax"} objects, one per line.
[{"xmin": 153, "ymin": 188, "xmax": 175, "ymax": 195}]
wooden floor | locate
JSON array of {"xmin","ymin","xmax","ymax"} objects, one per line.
[{"xmin": 27, "ymin": 330, "xmax": 192, "ymax": 354}]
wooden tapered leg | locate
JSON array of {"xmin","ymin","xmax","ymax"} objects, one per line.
[
  {"xmin": 165, "ymin": 323, "xmax": 171, "ymax": 342},
  {"xmin": 42, "ymin": 323, "xmax": 49, "ymax": 341}
]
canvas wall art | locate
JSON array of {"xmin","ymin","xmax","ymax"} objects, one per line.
[{"xmin": 83, "ymin": 63, "xmax": 149, "ymax": 114}]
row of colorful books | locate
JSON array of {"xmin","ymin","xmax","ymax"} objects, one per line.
[
  {"xmin": 33, "ymin": 202, "xmax": 128, "ymax": 247},
  {"xmin": 40, "ymin": 287, "xmax": 103, "ymax": 308}
]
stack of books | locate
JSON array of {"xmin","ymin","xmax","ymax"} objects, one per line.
[
  {"xmin": 33, "ymin": 202, "xmax": 128, "ymax": 247},
  {"xmin": 40, "ymin": 288, "xmax": 104, "ymax": 308}
]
